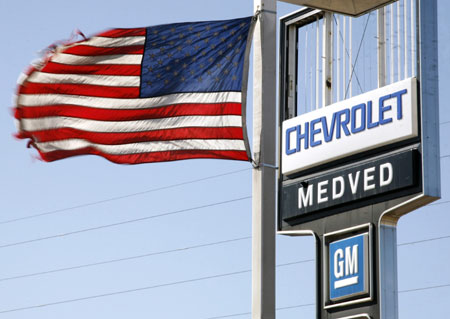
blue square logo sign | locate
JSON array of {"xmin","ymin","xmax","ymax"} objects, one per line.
[{"xmin": 329, "ymin": 233, "xmax": 369, "ymax": 300}]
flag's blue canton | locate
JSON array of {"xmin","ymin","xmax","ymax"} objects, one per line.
[{"xmin": 140, "ymin": 17, "xmax": 252, "ymax": 98}]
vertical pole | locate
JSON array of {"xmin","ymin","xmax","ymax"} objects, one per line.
[
  {"xmin": 286, "ymin": 24, "xmax": 296, "ymax": 118},
  {"xmin": 418, "ymin": 0, "xmax": 440, "ymax": 197},
  {"xmin": 404, "ymin": 0, "xmax": 408, "ymax": 79},
  {"xmin": 252, "ymin": 0, "xmax": 277, "ymax": 318},
  {"xmin": 378, "ymin": 223, "xmax": 399, "ymax": 319},
  {"xmin": 397, "ymin": 1, "xmax": 401, "ymax": 81},
  {"xmin": 378, "ymin": 8, "xmax": 386, "ymax": 87},
  {"xmin": 322, "ymin": 12, "xmax": 332, "ymax": 107},
  {"xmin": 310, "ymin": 25, "xmax": 314, "ymax": 112},
  {"xmin": 315, "ymin": 17, "xmax": 320, "ymax": 109},
  {"xmin": 410, "ymin": 0, "xmax": 415, "ymax": 76},
  {"xmin": 348, "ymin": 17, "xmax": 352, "ymax": 97},
  {"xmin": 390, "ymin": 4, "xmax": 394, "ymax": 84},
  {"xmin": 343, "ymin": 17, "xmax": 346, "ymax": 100},
  {"xmin": 305, "ymin": 28, "xmax": 309, "ymax": 111},
  {"xmin": 336, "ymin": 16, "xmax": 341, "ymax": 102}
]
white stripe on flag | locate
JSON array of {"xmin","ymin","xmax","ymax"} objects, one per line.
[
  {"xmin": 17, "ymin": 73, "xmax": 29, "ymax": 86},
  {"xmin": 50, "ymin": 53, "xmax": 143, "ymax": 65},
  {"xmin": 21, "ymin": 115, "xmax": 243, "ymax": 133},
  {"xmin": 78, "ymin": 36, "xmax": 146, "ymax": 47},
  {"xmin": 35, "ymin": 138, "xmax": 247, "ymax": 153},
  {"xmin": 27, "ymin": 72, "xmax": 141, "ymax": 87},
  {"xmin": 18, "ymin": 92, "xmax": 242, "ymax": 109}
]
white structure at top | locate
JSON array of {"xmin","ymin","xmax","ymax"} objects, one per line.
[
  {"xmin": 281, "ymin": 0, "xmax": 398, "ymax": 17},
  {"xmin": 293, "ymin": 0, "xmax": 416, "ymax": 115}
]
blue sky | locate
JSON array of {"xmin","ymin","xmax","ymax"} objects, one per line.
[{"xmin": 0, "ymin": 0, "xmax": 449, "ymax": 318}]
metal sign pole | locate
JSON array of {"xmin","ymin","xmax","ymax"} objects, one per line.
[{"xmin": 252, "ymin": 0, "xmax": 277, "ymax": 318}]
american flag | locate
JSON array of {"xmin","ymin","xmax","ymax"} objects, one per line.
[{"xmin": 14, "ymin": 17, "xmax": 254, "ymax": 164}]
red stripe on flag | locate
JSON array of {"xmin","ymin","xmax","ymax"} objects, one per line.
[
  {"xmin": 63, "ymin": 45, "xmax": 144, "ymax": 56},
  {"xmin": 18, "ymin": 127, "xmax": 244, "ymax": 144},
  {"xmin": 37, "ymin": 148, "xmax": 249, "ymax": 164},
  {"xmin": 96, "ymin": 28, "xmax": 147, "ymax": 38},
  {"xmin": 20, "ymin": 82, "xmax": 140, "ymax": 99},
  {"xmin": 16, "ymin": 103, "xmax": 242, "ymax": 121},
  {"xmin": 40, "ymin": 62, "xmax": 141, "ymax": 76}
]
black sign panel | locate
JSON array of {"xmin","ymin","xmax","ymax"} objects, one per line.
[{"xmin": 280, "ymin": 150, "xmax": 420, "ymax": 222}]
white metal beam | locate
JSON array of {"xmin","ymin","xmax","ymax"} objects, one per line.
[
  {"xmin": 322, "ymin": 12, "xmax": 332, "ymax": 107},
  {"xmin": 252, "ymin": 0, "xmax": 277, "ymax": 318},
  {"xmin": 378, "ymin": 7, "xmax": 386, "ymax": 87}
]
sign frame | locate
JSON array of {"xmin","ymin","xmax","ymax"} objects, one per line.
[
  {"xmin": 323, "ymin": 224, "xmax": 374, "ymax": 309},
  {"xmin": 277, "ymin": 4, "xmax": 440, "ymax": 233},
  {"xmin": 277, "ymin": 2, "xmax": 440, "ymax": 319},
  {"xmin": 281, "ymin": 78, "xmax": 418, "ymax": 176}
]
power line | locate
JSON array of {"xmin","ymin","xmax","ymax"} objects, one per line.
[
  {"xmin": 2, "ymin": 230, "xmax": 450, "ymax": 283},
  {"xmin": 206, "ymin": 310, "xmax": 251, "ymax": 319},
  {"xmin": 0, "ymin": 236, "xmax": 252, "ymax": 283},
  {"xmin": 0, "ymin": 195, "xmax": 251, "ymax": 250},
  {"xmin": 398, "ymin": 234, "xmax": 450, "ymax": 246},
  {"xmin": 1, "ymin": 122, "xmax": 448, "ymax": 228},
  {"xmin": 2, "ymin": 261, "xmax": 448, "ymax": 316},
  {"xmin": 3, "ymin": 192, "xmax": 448, "ymax": 252},
  {"xmin": 0, "ymin": 168, "xmax": 251, "ymax": 225},
  {"xmin": 0, "ymin": 269, "xmax": 252, "ymax": 315},
  {"xmin": 205, "ymin": 303, "xmax": 315, "ymax": 319},
  {"xmin": 206, "ymin": 282, "xmax": 450, "ymax": 319},
  {"xmin": 399, "ymin": 283, "xmax": 450, "ymax": 294},
  {"xmin": 428, "ymin": 198, "xmax": 450, "ymax": 207},
  {"xmin": 207, "ymin": 283, "xmax": 450, "ymax": 319},
  {"xmin": 345, "ymin": 13, "xmax": 372, "ymax": 98},
  {"xmin": 1, "ymin": 191, "xmax": 447, "ymax": 251},
  {"xmin": 333, "ymin": 15, "xmax": 364, "ymax": 93},
  {"xmin": 1, "ymin": 153, "xmax": 448, "ymax": 228},
  {"xmin": 0, "ymin": 260, "xmax": 306, "ymax": 315}
]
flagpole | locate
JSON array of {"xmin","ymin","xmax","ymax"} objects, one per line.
[{"xmin": 252, "ymin": 0, "xmax": 277, "ymax": 318}]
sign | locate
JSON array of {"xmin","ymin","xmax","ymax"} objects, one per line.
[
  {"xmin": 280, "ymin": 149, "xmax": 420, "ymax": 222},
  {"xmin": 278, "ymin": 5, "xmax": 440, "ymax": 319},
  {"xmin": 328, "ymin": 233, "xmax": 369, "ymax": 301},
  {"xmin": 281, "ymin": 78, "xmax": 418, "ymax": 175}
]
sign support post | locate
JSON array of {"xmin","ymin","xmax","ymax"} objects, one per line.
[
  {"xmin": 252, "ymin": 0, "xmax": 277, "ymax": 318},
  {"xmin": 378, "ymin": 223, "xmax": 399, "ymax": 318}
]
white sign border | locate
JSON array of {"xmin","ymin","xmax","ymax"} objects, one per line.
[{"xmin": 281, "ymin": 78, "xmax": 418, "ymax": 175}]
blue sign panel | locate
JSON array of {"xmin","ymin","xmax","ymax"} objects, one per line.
[{"xmin": 329, "ymin": 233, "xmax": 369, "ymax": 300}]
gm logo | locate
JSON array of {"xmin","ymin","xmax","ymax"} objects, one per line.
[{"xmin": 329, "ymin": 233, "xmax": 369, "ymax": 300}]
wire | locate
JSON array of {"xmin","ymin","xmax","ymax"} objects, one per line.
[
  {"xmin": 0, "ymin": 236, "xmax": 252, "ymax": 283},
  {"xmin": 205, "ymin": 282, "xmax": 450, "ymax": 319},
  {"xmin": 332, "ymin": 15, "xmax": 364, "ymax": 93},
  {"xmin": 205, "ymin": 303, "xmax": 315, "ymax": 319},
  {"xmin": 428, "ymin": 199, "xmax": 450, "ymax": 207},
  {"xmin": 398, "ymin": 234, "xmax": 450, "ymax": 246},
  {"xmin": 0, "ymin": 196, "xmax": 251, "ymax": 250},
  {"xmin": 2, "ymin": 229, "xmax": 450, "ymax": 283},
  {"xmin": 1, "ymin": 230, "xmax": 449, "ymax": 314},
  {"xmin": 345, "ymin": 13, "xmax": 372, "ymax": 99},
  {"xmin": 5, "ymin": 191, "xmax": 449, "ymax": 252},
  {"xmin": 0, "ymin": 168, "xmax": 251, "ymax": 225},
  {"xmin": 0, "ymin": 269, "xmax": 252, "ymax": 315},
  {"xmin": 207, "ymin": 284, "xmax": 450, "ymax": 319},
  {"xmin": 399, "ymin": 283, "xmax": 450, "ymax": 294},
  {"xmin": 206, "ymin": 310, "xmax": 251, "ymax": 319},
  {"xmin": 2, "ymin": 157, "xmax": 450, "ymax": 250},
  {"xmin": 0, "ymin": 126, "xmax": 448, "ymax": 227},
  {"xmin": 2, "ymin": 261, "xmax": 448, "ymax": 315},
  {"xmin": 0, "ymin": 260, "xmax": 307, "ymax": 315}
]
